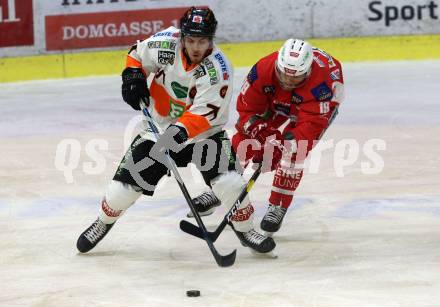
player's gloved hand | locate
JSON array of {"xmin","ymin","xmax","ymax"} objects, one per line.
[
  {"xmin": 245, "ymin": 118, "xmax": 268, "ymax": 140},
  {"xmin": 121, "ymin": 67, "xmax": 149, "ymax": 110},
  {"xmin": 245, "ymin": 118, "xmax": 282, "ymax": 145},
  {"xmin": 251, "ymin": 128, "xmax": 284, "ymax": 172},
  {"xmin": 254, "ymin": 126, "xmax": 283, "ymax": 146},
  {"xmin": 149, "ymin": 125, "xmax": 189, "ymax": 166},
  {"xmin": 244, "ymin": 118, "xmax": 284, "ymax": 171}
]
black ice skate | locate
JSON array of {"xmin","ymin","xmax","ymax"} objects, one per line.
[
  {"xmin": 231, "ymin": 225, "xmax": 276, "ymax": 254},
  {"xmin": 187, "ymin": 191, "xmax": 221, "ymax": 218},
  {"xmin": 260, "ymin": 204, "xmax": 287, "ymax": 235},
  {"xmin": 76, "ymin": 218, "xmax": 115, "ymax": 253}
]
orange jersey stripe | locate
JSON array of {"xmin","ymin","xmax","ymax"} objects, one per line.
[
  {"xmin": 125, "ymin": 55, "xmax": 142, "ymax": 68},
  {"xmin": 178, "ymin": 111, "xmax": 211, "ymax": 138},
  {"xmin": 149, "ymin": 79, "xmax": 187, "ymax": 117}
]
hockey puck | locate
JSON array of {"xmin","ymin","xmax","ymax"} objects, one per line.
[{"xmin": 186, "ymin": 290, "xmax": 200, "ymax": 297}]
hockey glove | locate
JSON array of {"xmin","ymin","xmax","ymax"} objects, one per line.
[
  {"xmin": 243, "ymin": 118, "xmax": 284, "ymax": 171},
  {"xmin": 252, "ymin": 131, "xmax": 284, "ymax": 172},
  {"xmin": 244, "ymin": 118, "xmax": 282, "ymax": 145},
  {"xmin": 121, "ymin": 67, "xmax": 150, "ymax": 110}
]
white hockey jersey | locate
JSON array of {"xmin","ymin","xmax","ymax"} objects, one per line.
[{"xmin": 126, "ymin": 26, "xmax": 233, "ymax": 142}]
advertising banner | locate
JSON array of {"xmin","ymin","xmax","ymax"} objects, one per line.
[
  {"xmin": 45, "ymin": 7, "xmax": 187, "ymax": 51},
  {"xmin": 1, "ymin": 0, "xmax": 440, "ymax": 57},
  {"xmin": 312, "ymin": 0, "xmax": 440, "ymax": 37},
  {"xmin": 0, "ymin": 0, "xmax": 34, "ymax": 48}
]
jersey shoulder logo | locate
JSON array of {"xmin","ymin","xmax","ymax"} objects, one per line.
[
  {"xmin": 247, "ymin": 64, "xmax": 258, "ymax": 84},
  {"xmin": 311, "ymin": 82, "xmax": 333, "ymax": 101}
]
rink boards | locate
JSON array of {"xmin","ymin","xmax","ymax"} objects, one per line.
[{"xmin": 1, "ymin": 34, "xmax": 440, "ymax": 82}]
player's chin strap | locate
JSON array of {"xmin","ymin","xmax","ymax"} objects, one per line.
[
  {"xmin": 180, "ymin": 163, "xmax": 263, "ymax": 242},
  {"xmin": 139, "ymin": 99, "xmax": 236, "ymax": 268}
]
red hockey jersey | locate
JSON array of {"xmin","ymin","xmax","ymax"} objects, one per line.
[{"xmin": 236, "ymin": 48, "xmax": 345, "ymax": 153}]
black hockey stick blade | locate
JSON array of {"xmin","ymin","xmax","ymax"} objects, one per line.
[
  {"xmin": 180, "ymin": 219, "xmax": 224, "ymax": 242},
  {"xmin": 180, "ymin": 220, "xmax": 206, "ymax": 240},
  {"xmin": 216, "ymin": 248, "xmax": 236, "ymax": 267},
  {"xmin": 180, "ymin": 219, "xmax": 235, "ymax": 267},
  {"xmin": 201, "ymin": 227, "xmax": 237, "ymax": 267}
]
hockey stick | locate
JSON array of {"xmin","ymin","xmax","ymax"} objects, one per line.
[
  {"xmin": 140, "ymin": 100, "xmax": 236, "ymax": 267},
  {"xmin": 180, "ymin": 108, "xmax": 338, "ymax": 243},
  {"xmin": 180, "ymin": 163, "xmax": 262, "ymax": 242}
]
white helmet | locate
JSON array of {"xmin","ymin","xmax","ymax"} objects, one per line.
[{"xmin": 276, "ymin": 39, "xmax": 313, "ymax": 77}]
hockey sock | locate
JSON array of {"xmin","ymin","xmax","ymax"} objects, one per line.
[
  {"xmin": 270, "ymin": 167, "xmax": 303, "ymax": 209},
  {"xmin": 211, "ymin": 171, "xmax": 254, "ymax": 232},
  {"xmin": 99, "ymin": 180, "xmax": 142, "ymax": 224}
]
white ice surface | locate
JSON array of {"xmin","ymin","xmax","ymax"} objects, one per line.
[{"xmin": 0, "ymin": 61, "xmax": 440, "ymax": 307}]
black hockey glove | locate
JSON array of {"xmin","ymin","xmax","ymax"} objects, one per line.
[{"xmin": 121, "ymin": 67, "xmax": 149, "ymax": 110}]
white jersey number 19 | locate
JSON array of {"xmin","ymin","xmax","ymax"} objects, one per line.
[{"xmin": 320, "ymin": 101, "xmax": 330, "ymax": 114}]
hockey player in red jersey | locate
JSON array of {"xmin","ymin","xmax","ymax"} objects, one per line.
[
  {"xmin": 194, "ymin": 38, "xmax": 345, "ymax": 235},
  {"xmin": 234, "ymin": 38, "xmax": 345, "ymax": 234}
]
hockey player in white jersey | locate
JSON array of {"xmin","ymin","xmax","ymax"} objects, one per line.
[{"xmin": 76, "ymin": 7, "xmax": 275, "ymax": 255}]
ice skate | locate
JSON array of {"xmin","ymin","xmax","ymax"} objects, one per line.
[
  {"xmin": 260, "ymin": 204, "xmax": 287, "ymax": 236},
  {"xmin": 187, "ymin": 191, "xmax": 221, "ymax": 218},
  {"xmin": 76, "ymin": 218, "xmax": 115, "ymax": 253},
  {"xmin": 231, "ymin": 226, "xmax": 276, "ymax": 254}
]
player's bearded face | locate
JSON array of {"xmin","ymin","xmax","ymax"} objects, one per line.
[
  {"xmin": 182, "ymin": 36, "xmax": 212, "ymax": 64},
  {"xmin": 275, "ymin": 65, "xmax": 310, "ymax": 90}
]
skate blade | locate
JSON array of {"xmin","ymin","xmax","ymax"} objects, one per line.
[
  {"xmin": 186, "ymin": 207, "xmax": 216, "ymax": 218},
  {"xmin": 249, "ymin": 248, "xmax": 278, "ymax": 259}
]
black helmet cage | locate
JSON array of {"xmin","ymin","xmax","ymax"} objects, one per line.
[{"xmin": 180, "ymin": 7, "xmax": 217, "ymax": 39}]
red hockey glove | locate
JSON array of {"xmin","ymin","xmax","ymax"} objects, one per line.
[
  {"xmin": 251, "ymin": 127, "xmax": 284, "ymax": 172},
  {"xmin": 245, "ymin": 119, "xmax": 280, "ymax": 144}
]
